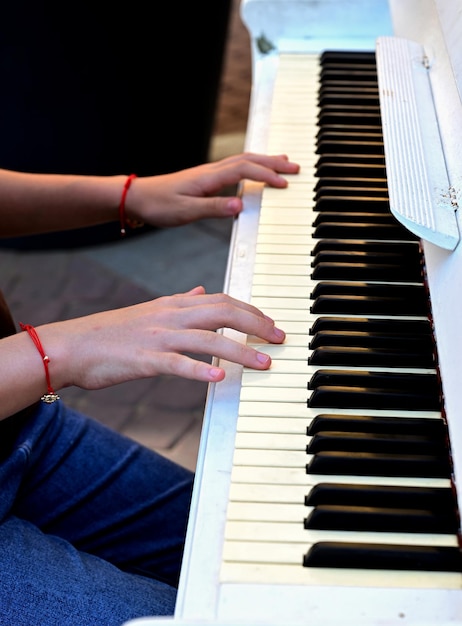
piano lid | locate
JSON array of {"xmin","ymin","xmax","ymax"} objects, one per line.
[{"xmin": 376, "ymin": 35, "xmax": 460, "ymax": 250}]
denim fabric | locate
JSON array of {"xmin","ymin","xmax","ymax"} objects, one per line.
[{"xmin": 0, "ymin": 401, "xmax": 194, "ymax": 625}]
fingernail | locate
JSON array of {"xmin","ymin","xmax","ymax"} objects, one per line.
[
  {"xmin": 225, "ymin": 198, "xmax": 241, "ymax": 214},
  {"xmin": 273, "ymin": 327, "xmax": 285, "ymax": 340},
  {"xmin": 209, "ymin": 367, "xmax": 223, "ymax": 379},
  {"xmin": 256, "ymin": 352, "xmax": 271, "ymax": 365}
]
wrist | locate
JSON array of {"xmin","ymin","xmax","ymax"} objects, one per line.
[
  {"xmin": 19, "ymin": 323, "xmax": 60, "ymax": 403},
  {"xmin": 119, "ymin": 174, "xmax": 145, "ymax": 236}
]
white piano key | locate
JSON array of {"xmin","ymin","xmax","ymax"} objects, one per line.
[
  {"xmin": 237, "ymin": 401, "xmax": 310, "ymax": 418},
  {"xmin": 235, "ymin": 414, "xmax": 444, "ymax": 436},
  {"xmin": 252, "ymin": 254, "xmax": 311, "ymax": 266},
  {"xmin": 246, "ymin": 334, "xmax": 307, "ymax": 347},
  {"xmin": 253, "ymin": 263, "xmax": 308, "ymax": 285},
  {"xmin": 256, "ymin": 233, "xmax": 314, "ymax": 245},
  {"xmin": 230, "ymin": 466, "xmax": 450, "ymax": 489},
  {"xmin": 251, "ymin": 296, "xmax": 312, "ymax": 310},
  {"xmin": 229, "ymin": 482, "xmax": 308, "ymax": 503},
  {"xmin": 257, "ymin": 223, "xmax": 314, "ymax": 235},
  {"xmin": 256, "ymin": 243, "xmax": 315, "ymax": 255},
  {"xmin": 226, "ymin": 501, "xmax": 307, "ymax": 523},
  {"xmin": 252, "ymin": 284, "xmax": 312, "ymax": 298},
  {"xmin": 243, "ymin": 359, "xmax": 309, "ymax": 374},
  {"xmin": 258, "ymin": 210, "xmax": 316, "ymax": 226},
  {"xmin": 262, "ymin": 183, "xmax": 314, "ymax": 199},
  {"xmin": 237, "ymin": 400, "xmax": 441, "ymax": 420},
  {"xmin": 220, "ymin": 561, "xmax": 462, "ymax": 588},
  {"xmin": 260, "ymin": 206, "xmax": 314, "ymax": 221},
  {"xmin": 241, "ymin": 372, "xmax": 309, "ymax": 388},
  {"xmin": 240, "ymin": 387, "xmax": 307, "ymax": 403},
  {"xmin": 232, "ymin": 448, "xmax": 306, "ymax": 467},
  {"xmin": 223, "ymin": 520, "xmax": 458, "ymax": 548},
  {"xmin": 235, "ymin": 415, "xmax": 319, "ymax": 432},
  {"xmin": 234, "ymin": 432, "xmax": 307, "ymax": 450}
]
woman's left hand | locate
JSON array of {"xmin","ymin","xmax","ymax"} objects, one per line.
[{"xmin": 125, "ymin": 152, "xmax": 300, "ymax": 227}]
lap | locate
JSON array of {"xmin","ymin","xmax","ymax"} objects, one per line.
[
  {"xmin": 0, "ymin": 516, "xmax": 177, "ymax": 626},
  {"xmin": 0, "ymin": 401, "xmax": 195, "ymax": 624}
]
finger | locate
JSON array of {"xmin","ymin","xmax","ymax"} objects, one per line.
[
  {"xmin": 179, "ymin": 285, "xmax": 206, "ymax": 296},
  {"xmin": 160, "ymin": 352, "xmax": 226, "ymax": 382},
  {"xmin": 159, "ymin": 329, "xmax": 274, "ymax": 372},
  {"xmin": 172, "ymin": 298, "xmax": 286, "ymax": 343},
  {"xmin": 176, "ymin": 196, "xmax": 243, "ymax": 221},
  {"xmin": 213, "ymin": 161, "xmax": 294, "ymax": 190}
]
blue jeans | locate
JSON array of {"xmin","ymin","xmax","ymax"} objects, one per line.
[{"xmin": 0, "ymin": 401, "xmax": 194, "ymax": 625}]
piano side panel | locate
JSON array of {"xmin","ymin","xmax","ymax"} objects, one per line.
[
  {"xmin": 390, "ymin": 0, "xmax": 462, "ymax": 501},
  {"xmin": 173, "ymin": 54, "xmax": 280, "ymax": 621}
]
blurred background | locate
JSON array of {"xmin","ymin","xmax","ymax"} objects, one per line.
[{"xmin": 0, "ymin": 0, "xmax": 253, "ymax": 471}]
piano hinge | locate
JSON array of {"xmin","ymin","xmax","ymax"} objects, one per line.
[
  {"xmin": 256, "ymin": 33, "xmax": 276, "ymax": 54},
  {"xmin": 449, "ymin": 187, "xmax": 459, "ymax": 210}
]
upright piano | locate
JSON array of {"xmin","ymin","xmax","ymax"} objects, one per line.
[{"xmin": 126, "ymin": 1, "xmax": 462, "ymax": 623}]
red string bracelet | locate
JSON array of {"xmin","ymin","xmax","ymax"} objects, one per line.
[
  {"xmin": 119, "ymin": 174, "xmax": 144, "ymax": 236},
  {"xmin": 19, "ymin": 323, "xmax": 60, "ymax": 404}
]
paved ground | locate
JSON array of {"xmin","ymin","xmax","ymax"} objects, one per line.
[{"xmin": 0, "ymin": 0, "xmax": 251, "ymax": 472}]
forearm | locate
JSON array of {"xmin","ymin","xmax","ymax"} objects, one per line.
[{"xmin": 0, "ymin": 170, "xmax": 127, "ymax": 237}]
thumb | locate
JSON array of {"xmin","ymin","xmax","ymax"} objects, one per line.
[
  {"xmin": 183, "ymin": 285, "xmax": 206, "ymax": 296},
  {"xmin": 189, "ymin": 196, "xmax": 243, "ymax": 220}
]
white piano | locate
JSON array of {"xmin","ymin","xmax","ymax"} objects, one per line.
[{"xmin": 126, "ymin": 1, "xmax": 462, "ymax": 624}]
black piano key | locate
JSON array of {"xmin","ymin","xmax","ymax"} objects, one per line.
[
  {"xmin": 310, "ymin": 281, "xmax": 428, "ymax": 315},
  {"xmin": 317, "ymin": 141, "xmax": 384, "ymax": 155},
  {"xmin": 310, "ymin": 294, "xmax": 427, "ymax": 316},
  {"xmin": 316, "ymin": 162, "xmax": 387, "ymax": 179},
  {"xmin": 313, "ymin": 212, "xmax": 395, "ymax": 225},
  {"xmin": 320, "ymin": 50, "xmax": 377, "ymax": 64},
  {"xmin": 311, "ymin": 262, "xmax": 421, "ymax": 281},
  {"xmin": 309, "ymin": 317, "xmax": 431, "ymax": 336},
  {"xmin": 320, "ymin": 71, "xmax": 378, "ymax": 84},
  {"xmin": 319, "ymin": 94, "xmax": 381, "ymax": 107},
  {"xmin": 305, "ymin": 483, "xmax": 456, "ymax": 511},
  {"xmin": 310, "ymin": 281, "xmax": 425, "ymax": 300},
  {"xmin": 309, "ymin": 329, "xmax": 433, "ymax": 354},
  {"xmin": 304, "ymin": 542, "xmax": 462, "ymax": 572},
  {"xmin": 312, "ymin": 221, "xmax": 415, "ymax": 240},
  {"xmin": 308, "ymin": 370, "xmax": 439, "ymax": 395},
  {"xmin": 318, "ymin": 112, "xmax": 380, "ymax": 130},
  {"xmin": 304, "ymin": 504, "xmax": 457, "ymax": 534},
  {"xmin": 309, "ymin": 345, "xmax": 435, "ymax": 368},
  {"xmin": 314, "ymin": 176, "xmax": 387, "ymax": 189},
  {"xmin": 309, "ymin": 330, "xmax": 433, "ymax": 351},
  {"xmin": 311, "ymin": 250, "xmax": 410, "ymax": 264},
  {"xmin": 311, "ymin": 281, "xmax": 425, "ymax": 297},
  {"xmin": 306, "ymin": 431, "xmax": 445, "ymax": 456},
  {"xmin": 317, "ymin": 129, "xmax": 383, "ymax": 142},
  {"xmin": 314, "ymin": 197, "xmax": 390, "ymax": 211},
  {"xmin": 307, "ymin": 414, "xmax": 445, "ymax": 438},
  {"xmin": 309, "ymin": 294, "xmax": 427, "ymax": 316},
  {"xmin": 314, "ymin": 187, "xmax": 387, "ymax": 198},
  {"xmin": 316, "ymin": 153, "xmax": 386, "ymax": 166},
  {"xmin": 306, "ymin": 450, "xmax": 451, "ymax": 478},
  {"xmin": 308, "ymin": 386, "xmax": 440, "ymax": 411},
  {"xmin": 310, "ymin": 240, "xmax": 420, "ymax": 257},
  {"xmin": 311, "ymin": 247, "xmax": 421, "ymax": 265}
]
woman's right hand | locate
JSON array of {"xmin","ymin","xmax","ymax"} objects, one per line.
[{"xmin": 40, "ymin": 286, "xmax": 286, "ymax": 391}]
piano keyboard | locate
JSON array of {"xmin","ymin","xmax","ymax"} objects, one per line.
[{"xmin": 220, "ymin": 52, "xmax": 462, "ymax": 589}]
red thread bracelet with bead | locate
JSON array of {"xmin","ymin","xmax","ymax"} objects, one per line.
[
  {"xmin": 19, "ymin": 323, "xmax": 60, "ymax": 403},
  {"xmin": 119, "ymin": 173, "xmax": 139, "ymax": 236}
]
